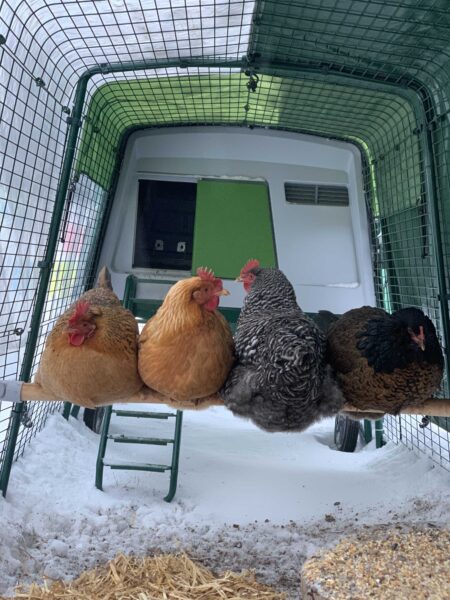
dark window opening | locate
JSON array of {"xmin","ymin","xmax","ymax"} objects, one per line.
[{"xmin": 134, "ymin": 179, "xmax": 197, "ymax": 270}]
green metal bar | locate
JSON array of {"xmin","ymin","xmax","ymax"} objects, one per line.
[
  {"xmin": 164, "ymin": 410, "xmax": 183, "ymax": 503},
  {"xmin": 19, "ymin": 75, "xmax": 90, "ymax": 383},
  {"xmin": 70, "ymin": 405, "xmax": 81, "ymax": 419},
  {"xmin": 363, "ymin": 419, "xmax": 373, "ymax": 444},
  {"xmin": 375, "ymin": 418, "xmax": 385, "ymax": 448},
  {"xmin": 113, "ymin": 410, "xmax": 175, "ymax": 419},
  {"xmin": 420, "ymin": 123, "xmax": 450, "ymax": 373},
  {"xmin": 123, "ymin": 274, "xmax": 138, "ymax": 309},
  {"xmin": 109, "ymin": 435, "xmax": 173, "ymax": 445},
  {"xmin": 95, "ymin": 405, "xmax": 113, "ymax": 491},
  {"xmin": 0, "ymin": 74, "xmax": 90, "ymax": 498},
  {"xmin": 62, "ymin": 402, "xmax": 72, "ymax": 420},
  {"xmin": 0, "ymin": 402, "xmax": 24, "ymax": 496},
  {"xmin": 105, "ymin": 462, "xmax": 170, "ymax": 472},
  {"xmin": 81, "ymin": 58, "xmax": 244, "ymax": 79}
]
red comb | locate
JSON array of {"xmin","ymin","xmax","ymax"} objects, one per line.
[
  {"xmin": 196, "ymin": 267, "xmax": 216, "ymax": 282},
  {"xmin": 68, "ymin": 300, "xmax": 90, "ymax": 324},
  {"xmin": 213, "ymin": 277, "xmax": 223, "ymax": 291},
  {"xmin": 197, "ymin": 267, "xmax": 223, "ymax": 290},
  {"xmin": 241, "ymin": 259, "xmax": 260, "ymax": 274}
]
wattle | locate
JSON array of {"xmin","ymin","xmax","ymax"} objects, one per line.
[
  {"xmin": 204, "ymin": 297, "xmax": 219, "ymax": 311},
  {"xmin": 69, "ymin": 333, "xmax": 86, "ymax": 346}
]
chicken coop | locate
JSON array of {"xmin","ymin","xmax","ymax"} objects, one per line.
[{"xmin": 1, "ymin": 0, "xmax": 450, "ymax": 497}]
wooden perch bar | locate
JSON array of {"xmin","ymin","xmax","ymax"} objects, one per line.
[
  {"xmin": 21, "ymin": 383, "xmax": 60, "ymax": 403},
  {"xmin": 19, "ymin": 382, "xmax": 224, "ymax": 410},
  {"xmin": 342, "ymin": 400, "xmax": 450, "ymax": 418},
  {"xmin": 16, "ymin": 383, "xmax": 450, "ymax": 416},
  {"xmin": 126, "ymin": 386, "xmax": 225, "ymax": 410}
]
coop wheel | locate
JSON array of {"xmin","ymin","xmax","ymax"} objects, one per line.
[
  {"xmin": 334, "ymin": 414, "xmax": 359, "ymax": 452},
  {"xmin": 83, "ymin": 407, "xmax": 106, "ymax": 434}
]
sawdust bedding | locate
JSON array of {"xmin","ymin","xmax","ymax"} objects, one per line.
[{"xmin": 302, "ymin": 527, "xmax": 450, "ymax": 600}]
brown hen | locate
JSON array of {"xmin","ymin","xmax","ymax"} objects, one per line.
[
  {"xmin": 324, "ymin": 306, "xmax": 444, "ymax": 417},
  {"xmin": 138, "ymin": 268, "xmax": 234, "ymax": 409},
  {"xmin": 35, "ymin": 267, "xmax": 143, "ymax": 407}
]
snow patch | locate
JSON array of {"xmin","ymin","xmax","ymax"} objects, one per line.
[{"xmin": 1, "ymin": 406, "xmax": 449, "ymax": 598}]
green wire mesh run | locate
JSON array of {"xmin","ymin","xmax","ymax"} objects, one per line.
[
  {"xmin": 0, "ymin": 1, "xmax": 115, "ymax": 471},
  {"xmin": 0, "ymin": 25, "xmax": 66, "ymax": 467},
  {"xmin": 77, "ymin": 69, "xmax": 418, "ymax": 190},
  {"xmin": 384, "ymin": 414, "xmax": 450, "ymax": 470},
  {"xmin": 1, "ymin": 0, "xmax": 450, "ymax": 480},
  {"xmin": 249, "ymin": 0, "xmax": 450, "ymax": 112}
]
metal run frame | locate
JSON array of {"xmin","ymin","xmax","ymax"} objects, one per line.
[{"xmin": 1, "ymin": 55, "xmax": 449, "ymax": 495}]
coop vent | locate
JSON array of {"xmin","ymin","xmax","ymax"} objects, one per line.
[{"xmin": 285, "ymin": 183, "xmax": 349, "ymax": 206}]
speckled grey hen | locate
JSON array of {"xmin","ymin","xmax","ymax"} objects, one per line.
[{"xmin": 221, "ymin": 260, "xmax": 345, "ymax": 432}]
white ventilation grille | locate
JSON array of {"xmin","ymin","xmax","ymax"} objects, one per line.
[{"xmin": 285, "ymin": 183, "xmax": 349, "ymax": 206}]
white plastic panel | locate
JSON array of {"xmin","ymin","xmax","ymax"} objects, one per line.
[{"xmin": 99, "ymin": 126, "xmax": 375, "ymax": 313}]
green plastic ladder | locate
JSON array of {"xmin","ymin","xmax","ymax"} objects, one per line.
[{"xmin": 95, "ymin": 406, "xmax": 183, "ymax": 502}]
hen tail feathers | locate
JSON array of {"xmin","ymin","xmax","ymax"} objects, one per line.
[
  {"xmin": 315, "ymin": 310, "xmax": 340, "ymax": 334},
  {"xmin": 221, "ymin": 365, "xmax": 257, "ymax": 416},
  {"xmin": 96, "ymin": 266, "xmax": 113, "ymax": 290},
  {"xmin": 316, "ymin": 365, "xmax": 346, "ymax": 417}
]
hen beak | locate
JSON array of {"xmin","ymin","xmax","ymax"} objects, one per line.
[
  {"xmin": 412, "ymin": 332, "xmax": 425, "ymax": 351},
  {"xmin": 215, "ymin": 288, "xmax": 230, "ymax": 296},
  {"xmin": 235, "ymin": 276, "xmax": 243, "ymax": 282},
  {"xmin": 409, "ymin": 326, "xmax": 425, "ymax": 351}
]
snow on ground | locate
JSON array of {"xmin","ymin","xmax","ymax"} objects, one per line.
[{"xmin": 1, "ymin": 405, "xmax": 450, "ymax": 598}]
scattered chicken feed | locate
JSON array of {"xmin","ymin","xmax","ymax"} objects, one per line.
[
  {"xmin": 3, "ymin": 553, "xmax": 286, "ymax": 599},
  {"xmin": 301, "ymin": 527, "xmax": 450, "ymax": 599}
]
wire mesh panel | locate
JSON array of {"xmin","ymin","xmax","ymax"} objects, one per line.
[
  {"xmin": 384, "ymin": 414, "xmax": 450, "ymax": 470},
  {"xmin": 32, "ymin": 176, "xmax": 109, "ymax": 368},
  {"xmin": 0, "ymin": 1, "xmax": 116, "ymax": 472},
  {"xmin": 0, "ymin": 6, "xmax": 69, "ymax": 465},
  {"xmin": 1, "ymin": 0, "xmax": 450, "ymax": 480}
]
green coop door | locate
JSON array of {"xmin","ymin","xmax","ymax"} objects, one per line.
[{"xmin": 191, "ymin": 180, "xmax": 277, "ymax": 279}]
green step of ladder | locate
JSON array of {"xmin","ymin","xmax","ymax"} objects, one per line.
[
  {"xmin": 95, "ymin": 405, "xmax": 183, "ymax": 502},
  {"xmin": 113, "ymin": 410, "xmax": 175, "ymax": 419},
  {"xmin": 108, "ymin": 434, "xmax": 174, "ymax": 445},
  {"xmin": 102, "ymin": 461, "xmax": 172, "ymax": 473}
]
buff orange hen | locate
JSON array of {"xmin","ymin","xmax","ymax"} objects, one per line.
[
  {"xmin": 35, "ymin": 267, "xmax": 143, "ymax": 408},
  {"xmin": 138, "ymin": 268, "xmax": 234, "ymax": 408}
]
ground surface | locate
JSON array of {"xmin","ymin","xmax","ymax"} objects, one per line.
[{"xmin": 1, "ymin": 405, "xmax": 449, "ymax": 598}]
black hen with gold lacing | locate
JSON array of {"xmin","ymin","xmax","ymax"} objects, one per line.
[{"xmin": 326, "ymin": 306, "xmax": 444, "ymax": 417}]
